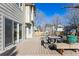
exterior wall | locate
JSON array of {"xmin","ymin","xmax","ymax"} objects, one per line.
[
  {"xmin": 0, "ymin": 4, "xmax": 24, "ymax": 23},
  {"xmin": 0, "ymin": 3, "xmax": 35, "ymax": 53},
  {"xmin": 31, "ymin": 6, "xmax": 35, "ymax": 21},
  {"xmin": 57, "ymin": 28, "xmax": 64, "ymax": 31},
  {"xmin": 57, "ymin": 25, "xmax": 64, "ymax": 32},
  {"xmin": 25, "ymin": 6, "xmax": 31, "ymax": 23},
  {"xmin": 0, "ymin": 3, "xmax": 25, "ymax": 52},
  {"xmin": 0, "ymin": 14, "xmax": 4, "ymax": 50},
  {"xmin": 25, "ymin": 5, "xmax": 35, "ymax": 38}
]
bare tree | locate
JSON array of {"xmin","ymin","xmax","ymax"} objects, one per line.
[
  {"xmin": 35, "ymin": 9, "xmax": 49, "ymax": 32},
  {"xmin": 66, "ymin": 8, "xmax": 79, "ymax": 31},
  {"xmin": 64, "ymin": 3, "xmax": 79, "ymax": 30},
  {"xmin": 35, "ymin": 9, "xmax": 46, "ymax": 27},
  {"xmin": 51, "ymin": 14, "xmax": 63, "ymax": 31}
]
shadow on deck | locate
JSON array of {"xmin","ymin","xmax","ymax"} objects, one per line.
[{"xmin": 0, "ymin": 46, "xmax": 18, "ymax": 56}]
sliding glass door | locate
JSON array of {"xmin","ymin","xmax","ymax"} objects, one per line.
[{"xmin": 5, "ymin": 18, "xmax": 23, "ymax": 47}]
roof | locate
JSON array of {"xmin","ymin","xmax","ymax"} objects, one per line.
[
  {"xmin": 25, "ymin": 3, "xmax": 35, "ymax": 6},
  {"xmin": 58, "ymin": 25, "xmax": 64, "ymax": 27}
]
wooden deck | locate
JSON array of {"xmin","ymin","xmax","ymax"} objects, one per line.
[
  {"xmin": 54, "ymin": 43, "xmax": 79, "ymax": 49},
  {"xmin": 1, "ymin": 37, "xmax": 79, "ymax": 56},
  {"xmin": 53, "ymin": 43, "xmax": 79, "ymax": 55}
]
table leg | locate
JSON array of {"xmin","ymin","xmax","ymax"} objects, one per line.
[
  {"xmin": 58, "ymin": 49, "xmax": 64, "ymax": 55},
  {"xmin": 75, "ymin": 49, "xmax": 78, "ymax": 53},
  {"xmin": 56, "ymin": 39, "xmax": 57, "ymax": 43}
]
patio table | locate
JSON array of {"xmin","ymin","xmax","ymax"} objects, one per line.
[{"xmin": 48, "ymin": 36, "xmax": 61, "ymax": 43}]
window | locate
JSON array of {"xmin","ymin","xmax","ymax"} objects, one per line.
[
  {"xmin": 16, "ymin": 3, "xmax": 22, "ymax": 8},
  {"xmin": 20, "ymin": 3, "xmax": 22, "ymax": 6},
  {"xmin": 19, "ymin": 24, "xmax": 22, "ymax": 39},
  {"xmin": 5, "ymin": 18, "xmax": 13, "ymax": 47},
  {"xmin": 14, "ymin": 22, "xmax": 17, "ymax": 43},
  {"xmin": 16, "ymin": 3, "xmax": 19, "ymax": 7},
  {"xmin": 16, "ymin": 3, "xmax": 23, "ymax": 11},
  {"xmin": 29, "ymin": 27, "xmax": 31, "ymax": 34}
]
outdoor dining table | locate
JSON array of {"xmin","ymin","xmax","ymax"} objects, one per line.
[{"xmin": 48, "ymin": 36, "xmax": 61, "ymax": 43}]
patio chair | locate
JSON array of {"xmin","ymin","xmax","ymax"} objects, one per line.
[{"xmin": 41, "ymin": 36, "xmax": 49, "ymax": 48}]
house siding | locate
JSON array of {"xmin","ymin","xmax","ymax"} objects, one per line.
[
  {"xmin": 0, "ymin": 3, "xmax": 35, "ymax": 53},
  {"xmin": 0, "ymin": 3, "xmax": 25, "ymax": 52},
  {"xmin": 0, "ymin": 14, "xmax": 4, "ymax": 50}
]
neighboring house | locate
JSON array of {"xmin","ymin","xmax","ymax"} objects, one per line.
[
  {"xmin": 57, "ymin": 25, "xmax": 64, "ymax": 32},
  {"xmin": 44, "ymin": 24, "xmax": 64, "ymax": 35},
  {"xmin": 45, "ymin": 24, "xmax": 64, "ymax": 32},
  {"xmin": 45, "ymin": 24, "xmax": 56, "ymax": 34},
  {"xmin": 34, "ymin": 26, "xmax": 38, "ymax": 32},
  {"xmin": 0, "ymin": 3, "xmax": 35, "ymax": 53}
]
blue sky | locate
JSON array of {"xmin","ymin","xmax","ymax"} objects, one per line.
[
  {"xmin": 35, "ymin": 3, "xmax": 70, "ymax": 16},
  {"xmin": 35, "ymin": 3, "xmax": 71, "ymax": 26}
]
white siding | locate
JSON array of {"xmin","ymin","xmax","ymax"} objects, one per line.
[
  {"xmin": 0, "ymin": 14, "xmax": 4, "ymax": 50},
  {"xmin": 31, "ymin": 7, "xmax": 34, "ymax": 21},
  {"xmin": 0, "ymin": 3, "xmax": 25, "ymax": 51},
  {"xmin": 0, "ymin": 3, "xmax": 35, "ymax": 52},
  {"xmin": 25, "ymin": 6, "xmax": 31, "ymax": 23},
  {"xmin": 0, "ymin": 3, "xmax": 24, "ymax": 23}
]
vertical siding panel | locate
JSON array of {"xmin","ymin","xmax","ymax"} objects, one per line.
[{"xmin": 0, "ymin": 14, "xmax": 4, "ymax": 50}]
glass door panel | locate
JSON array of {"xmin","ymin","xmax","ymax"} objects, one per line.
[{"xmin": 5, "ymin": 18, "xmax": 13, "ymax": 47}]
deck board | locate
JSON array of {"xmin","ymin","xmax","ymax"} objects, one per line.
[{"xmin": 54, "ymin": 43, "xmax": 79, "ymax": 49}]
